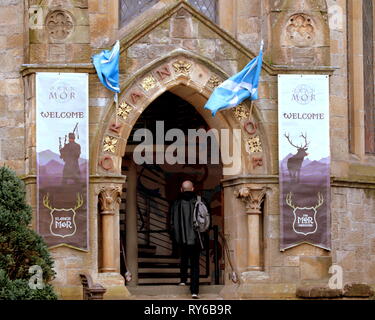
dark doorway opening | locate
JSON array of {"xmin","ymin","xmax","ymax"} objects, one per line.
[{"xmin": 120, "ymin": 91, "xmax": 224, "ymax": 285}]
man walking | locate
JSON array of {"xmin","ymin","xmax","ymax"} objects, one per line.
[{"xmin": 170, "ymin": 180, "xmax": 208, "ymax": 299}]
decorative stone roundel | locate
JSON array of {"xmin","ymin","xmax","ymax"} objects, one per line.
[
  {"xmin": 46, "ymin": 10, "xmax": 74, "ymax": 40},
  {"xmin": 286, "ymin": 14, "xmax": 315, "ymax": 47}
]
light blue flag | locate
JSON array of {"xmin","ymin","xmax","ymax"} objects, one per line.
[
  {"xmin": 204, "ymin": 45, "xmax": 263, "ymax": 116},
  {"xmin": 92, "ymin": 40, "xmax": 120, "ymax": 93}
]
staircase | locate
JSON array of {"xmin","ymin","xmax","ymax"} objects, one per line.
[
  {"xmin": 138, "ymin": 255, "xmax": 211, "ymax": 285},
  {"xmin": 121, "ymin": 163, "xmax": 220, "ymax": 286}
]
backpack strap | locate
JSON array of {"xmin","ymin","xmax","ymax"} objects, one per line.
[{"xmin": 194, "ymin": 195, "xmax": 205, "ymax": 250}]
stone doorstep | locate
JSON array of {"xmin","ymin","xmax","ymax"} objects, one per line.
[
  {"xmin": 235, "ymin": 283, "xmax": 297, "ymax": 299},
  {"xmin": 296, "ymin": 283, "xmax": 375, "ymax": 299},
  {"xmin": 343, "ymin": 283, "xmax": 375, "ymax": 298},
  {"xmin": 296, "ymin": 286, "xmax": 343, "ymax": 299},
  {"xmin": 127, "ymin": 285, "xmax": 224, "ymax": 297}
]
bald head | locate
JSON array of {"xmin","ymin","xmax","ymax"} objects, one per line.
[{"xmin": 181, "ymin": 180, "xmax": 194, "ymax": 192}]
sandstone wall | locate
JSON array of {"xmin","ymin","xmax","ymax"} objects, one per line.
[
  {"xmin": 0, "ymin": 0, "xmax": 25, "ymax": 174},
  {"xmin": 332, "ymin": 187, "xmax": 375, "ymax": 283},
  {"xmin": 0, "ymin": 0, "xmax": 373, "ymax": 299}
]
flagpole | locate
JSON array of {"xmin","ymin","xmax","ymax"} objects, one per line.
[
  {"xmin": 249, "ymin": 100, "xmax": 254, "ymax": 121},
  {"xmin": 249, "ymin": 40, "xmax": 262, "ymax": 121},
  {"xmin": 241, "ymin": 39, "xmax": 264, "ymax": 81},
  {"xmin": 115, "ymin": 40, "xmax": 120, "ymax": 127},
  {"xmin": 115, "ymin": 92, "xmax": 119, "ymax": 126}
]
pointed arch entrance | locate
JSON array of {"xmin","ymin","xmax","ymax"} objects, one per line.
[
  {"xmin": 91, "ymin": 52, "xmax": 271, "ymax": 295},
  {"xmin": 121, "ymin": 90, "xmax": 225, "ymax": 286}
]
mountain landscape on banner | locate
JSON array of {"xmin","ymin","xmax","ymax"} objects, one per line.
[
  {"xmin": 38, "ymin": 149, "xmax": 87, "ymax": 176},
  {"xmin": 280, "ymin": 154, "xmax": 329, "ymax": 181}
]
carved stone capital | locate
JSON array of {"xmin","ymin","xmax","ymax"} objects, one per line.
[
  {"xmin": 99, "ymin": 186, "xmax": 122, "ymax": 214},
  {"xmin": 235, "ymin": 187, "xmax": 266, "ymax": 214}
]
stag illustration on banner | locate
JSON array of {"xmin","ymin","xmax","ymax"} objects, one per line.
[{"xmin": 284, "ymin": 132, "xmax": 310, "ymax": 183}]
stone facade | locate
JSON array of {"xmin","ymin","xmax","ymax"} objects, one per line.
[
  {"xmin": 0, "ymin": 0, "xmax": 25, "ymax": 174},
  {"xmin": 0, "ymin": 0, "xmax": 374, "ymax": 299}
]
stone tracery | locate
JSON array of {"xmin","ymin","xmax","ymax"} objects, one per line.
[{"xmin": 46, "ymin": 10, "xmax": 74, "ymax": 40}]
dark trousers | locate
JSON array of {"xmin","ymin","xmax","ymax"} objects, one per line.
[{"xmin": 180, "ymin": 243, "xmax": 201, "ymax": 294}]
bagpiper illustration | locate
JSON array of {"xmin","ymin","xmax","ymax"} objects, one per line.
[{"xmin": 59, "ymin": 122, "xmax": 81, "ymax": 185}]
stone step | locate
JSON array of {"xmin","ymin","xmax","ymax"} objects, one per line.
[
  {"xmin": 127, "ymin": 284, "xmax": 223, "ymax": 296},
  {"xmin": 139, "ymin": 268, "xmax": 180, "ymax": 273},
  {"xmin": 138, "ymin": 245, "xmax": 157, "ymax": 255},
  {"xmin": 138, "ymin": 257, "xmax": 180, "ymax": 264},
  {"xmin": 138, "ymin": 270, "xmax": 208, "ymax": 277},
  {"xmin": 137, "ymin": 276, "xmax": 212, "ymax": 285}
]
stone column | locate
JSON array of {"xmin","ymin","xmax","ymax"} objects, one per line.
[
  {"xmin": 99, "ymin": 186, "xmax": 122, "ymax": 272},
  {"xmin": 125, "ymin": 162, "xmax": 138, "ymax": 285},
  {"xmin": 235, "ymin": 187, "xmax": 266, "ymax": 271}
]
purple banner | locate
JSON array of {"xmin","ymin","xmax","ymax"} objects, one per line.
[
  {"xmin": 278, "ymin": 75, "xmax": 331, "ymax": 251},
  {"xmin": 36, "ymin": 73, "xmax": 89, "ymax": 250}
]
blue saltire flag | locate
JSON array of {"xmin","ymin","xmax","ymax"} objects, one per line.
[
  {"xmin": 204, "ymin": 45, "xmax": 263, "ymax": 116},
  {"xmin": 92, "ymin": 40, "xmax": 120, "ymax": 93}
]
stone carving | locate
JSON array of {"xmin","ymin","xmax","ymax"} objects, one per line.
[
  {"xmin": 155, "ymin": 65, "xmax": 171, "ymax": 80},
  {"xmin": 252, "ymin": 157, "xmax": 263, "ymax": 169},
  {"xmin": 235, "ymin": 187, "xmax": 266, "ymax": 214},
  {"xmin": 130, "ymin": 91, "xmax": 143, "ymax": 105},
  {"xmin": 172, "ymin": 60, "xmax": 192, "ymax": 75},
  {"xmin": 99, "ymin": 156, "xmax": 114, "ymax": 171},
  {"xmin": 109, "ymin": 122, "xmax": 123, "ymax": 134},
  {"xmin": 99, "ymin": 187, "xmax": 121, "ymax": 214},
  {"xmin": 140, "ymin": 75, "xmax": 157, "ymax": 91},
  {"xmin": 118, "ymin": 101, "xmax": 133, "ymax": 120},
  {"xmin": 244, "ymin": 120, "xmax": 258, "ymax": 135},
  {"xmin": 103, "ymin": 136, "xmax": 118, "ymax": 153},
  {"xmin": 286, "ymin": 14, "xmax": 315, "ymax": 47},
  {"xmin": 247, "ymin": 136, "xmax": 262, "ymax": 153},
  {"xmin": 46, "ymin": 10, "xmax": 74, "ymax": 40},
  {"xmin": 207, "ymin": 75, "xmax": 222, "ymax": 89},
  {"xmin": 232, "ymin": 104, "xmax": 250, "ymax": 121}
]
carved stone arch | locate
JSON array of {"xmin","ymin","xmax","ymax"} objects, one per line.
[{"xmin": 92, "ymin": 50, "xmax": 271, "ymax": 177}]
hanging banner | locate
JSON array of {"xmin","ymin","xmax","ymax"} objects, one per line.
[
  {"xmin": 36, "ymin": 73, "xmax": 89, "ymax": 251},
  {"xmin": 278, "ymin": 74, "xmax": 330, "ymax": 251}
]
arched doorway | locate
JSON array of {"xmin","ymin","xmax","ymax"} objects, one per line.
[
  {"xmin": 120, "ymin": 91, "xmax": 225, "ymax": 286},
  {"xmin": 92, "ymin": 53, "xmax": 270, "ymax": 298}
]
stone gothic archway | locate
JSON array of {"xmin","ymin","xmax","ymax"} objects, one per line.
[
  {"xmin": 91, "ymin": 50, "xmax": 273, "ymax": 295},
  {"xmin": 92, "ymin": 50, "xmax": 270, "ymax": 177}
]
